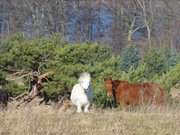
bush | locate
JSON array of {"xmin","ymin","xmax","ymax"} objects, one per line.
[
  {"xmin": 120, "ymin": 45, "xmax": 140, "ymax": 72},
  {"xmin": 0, "ymin": 70, "xmax": 7, "ymax": 86},
  {"xmin": 159, "ymin": 64, "xmax": 180, "ymax": 91},
  {"xmin": 0, "ymin": 34, "xmax": 63, "ymax": 71},
  {"xmin": 1, "ymin": 34, "xmax": 179, "ymax": 105},
  {"xmin": 4, "ymin": 82, "xmax": 27, "ymax": 96},
  {"xmin": 120, "ymin": 63, "xmax": 148, "ymax": 83},
  {"xmin": 143, "ymin": 48, "xmax": 167, "ymax": 78},
  {"xmin": 163, "ymin": 48, "xmax": 179, "ymax": 70},
  {"xmin": 44, "ymin": 43, "xmax": 121, "ymax": 96},
  {"xmin": 0, "ymin": 35, "xmax": 121, "ymax": 101}
]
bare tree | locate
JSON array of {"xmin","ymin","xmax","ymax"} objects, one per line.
[{"xmin": 0, "ymin": 0, "xmax": 179, "ymax": 51}]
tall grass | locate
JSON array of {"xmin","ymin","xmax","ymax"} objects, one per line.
[{"xmin": 0, "ymin": 102, "xmax": 180, "ymax": 135}]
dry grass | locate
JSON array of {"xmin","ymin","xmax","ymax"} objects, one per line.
[{"xmin": 0, "ymin": 102, "xmax": 180, "ymax": 135}]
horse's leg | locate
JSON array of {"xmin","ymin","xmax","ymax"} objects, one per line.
[
  {"xmin": 84, "ymin": 103, "xmax": 90, "ymax": 112},
  {"xmin": 77, "ymin": 103, "xmax": 82, "ymax": 113}
]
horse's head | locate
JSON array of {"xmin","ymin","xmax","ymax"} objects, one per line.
[
  {"xmin": 104, "ymin": 78, "xmax": 128, "ymax": 97},
  {"xmin": 78, "ymin": 72, "xmax": 91, "ymax": 90}
]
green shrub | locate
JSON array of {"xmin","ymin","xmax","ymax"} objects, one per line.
[
  {"xmin": 0, "ymin": 35, "xmax": 121, "ymax": 103},
  {"xmin": 0, "ymin": 34, "xmax": 63, "ymax": 71},
  {"xmin": 163, "ymin": 48, "xmax": 179, "ymax": 70},
  {"xmin": 0, "ymin": 70, "xmax": 7, "ymax": 86},
  {"xmin": 120, "ymin": 63, "xmax": 148, "ymax": 83},
  {"xmin": 159, "ymin": 64, "xmax": 180, "ymax": 91},
  {"xmin": 45, "ymin": 44, "xmax": 120, "ymax": 96},
  {"xmin": 93, "ymin": 89, "xmax": 109, "ymax": 108},
  {"xmin": 1, "ymin": 34, "xmax": 179, "ymax": 106},
  {"xmin": 120, "ymin": 45, "xmax": 140, "ymax": 72},
  {"xmin": 143, "ymin": 48, "xmax": 167, "ymax": 78},
  {"xmin": 4, "ymin": 82, "xmax": 26, "ymax": 96}
]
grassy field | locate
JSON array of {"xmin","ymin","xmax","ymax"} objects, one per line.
[{"xmin": 0, "ymin": 101, "xmax": 180, "ymax": 135}]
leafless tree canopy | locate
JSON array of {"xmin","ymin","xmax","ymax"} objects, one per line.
[{"xmin": 0, "ymin": 0, "xmax": 179, "ymax": 51}]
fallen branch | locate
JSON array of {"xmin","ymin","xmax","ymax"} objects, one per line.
[
  {"xmin": 39, "ymin": 71, "xmax": 54, "ymax": 80},
  {"xmin": 14, "ymin": 92, "xmax": 29, "ymax": 101},
  {"xmin": 15, "ymin": 71, "xmax": 54, "ymax": 108},
  {"xmin": 16, "ymin": 92, "xmax": 40, "ymax": 108}
]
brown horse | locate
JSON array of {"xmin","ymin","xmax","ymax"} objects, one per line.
[{"xmin": 104, "ymin": 78, "xmax": 165, "ymax": 109}]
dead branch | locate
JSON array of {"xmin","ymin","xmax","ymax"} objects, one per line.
[
  {"xmin": 39, "ymin": 71, "xmax": 54, "ymax": 80},
  {"xmin": 6, "ymin": 70, "xmax": 32, "ymax": 81},
  {"xmin": 16, "ymin": 91, "xmax": 40, "ymax": 108},
  {"xmin": 14, "ymin": 92, "xmax": 29, "ymax": 101},
  {"xmin": 15, "ymin": 71, "xmax": 54, "ymax": 108}
]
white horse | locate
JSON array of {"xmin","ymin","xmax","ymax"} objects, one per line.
[{"xmin": 70, "ymin": 72, "xmax": 93, "ymax": 113}]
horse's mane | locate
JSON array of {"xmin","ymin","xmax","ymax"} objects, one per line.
[
  {"xmin": 78, "ymin": 72, "xmax": 91, "ymax": 84},
  {"xmin": 78, "ymin": 72, "xmax": 91, "ymax": 90}
]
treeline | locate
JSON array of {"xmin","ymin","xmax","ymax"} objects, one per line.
[
  {"xmin": 0, "ymin": 35, "xmax": 179, "ymax": 105},
  {"xmin": 0, "ymin": 0, "xmax": 179, "ymax": 52}
]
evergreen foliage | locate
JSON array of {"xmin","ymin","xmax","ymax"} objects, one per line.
[
  {"xmin": 120, "ymin": 63, "xmax": 148, "ymax": 83},
  {"xmin": 120, "ymin": 45, "xmax": 140, "ymax": 72},
  {"xmin": 0, "ymin": 34, "xmax": 179, "ymax": 105},
  {"xmin": 0, "ymin": 35, "xmax": 120, "ymax": 102},
  {"xmin": 0, "ymin": 70, "xmax": 7, "ymax": 85},
  {"xmin": 143, "ymin": 48, "xmax": 167, "ymax": 78},
  {"xmin": 143, "ymin": 48, "xmax": 180, "ymax": 80},
  {"xmin": 163, "ymin": 48, "xmax": 179, "ymax": 69},
  {"xmin": 159, "ymin": 64, "xmax": 180, "ymax": 91}
]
